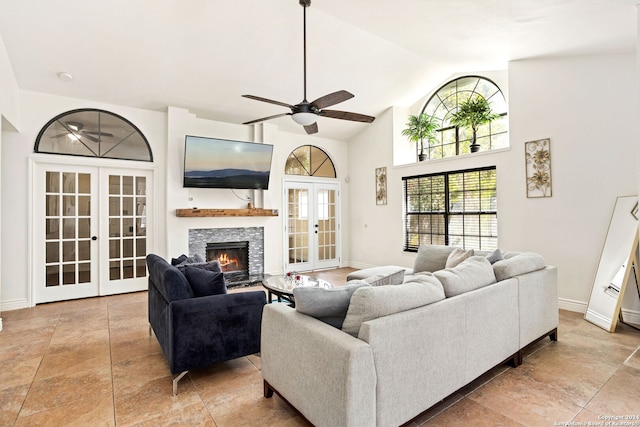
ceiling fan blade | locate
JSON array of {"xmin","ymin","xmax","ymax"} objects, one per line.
[
  {"xmin": 243, "ymin": 113, "xmax": 291, "ymax": 125},
  {"xmin": 50, "ymin": 133, "xmax": 68, "ymax": 139},
  {"xmin": 84, "ymin": 131, "xmax": 114, "ymax": 137},
  {"xmin": 242, "ymin": 95, "xmax": 293, "ymax": 109},
  {"xmin": 303, "ymin": 122, "xmax": 318, "ymax": 135},
  {"xmin": 320, "ymin": 109, "xmax": 376, "ymax": 123},
  {"xmin": 311, "ymin": 90, "xmax": 354, "ymax": 109},
  {"xmin": 82, "ymin": 134, "xmax": 100, "ymax": 143}
]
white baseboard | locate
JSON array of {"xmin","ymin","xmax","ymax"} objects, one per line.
[
  {"xmin": 558, "ymin": 298, "xmax": 587, "ymax": 313},
  {"xmin": 561, "ymin": 297, "xmax": 640, "ymax": 327},
  {"xmin": 0, "ymin": 298, "xmax": 30, "ymax": 312},
  {"xmin": 620, "ymin": 308, "xmax": 640, "ymax": 326}
]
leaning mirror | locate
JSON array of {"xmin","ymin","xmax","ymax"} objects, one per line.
[{"xmin": 585, "ymin": 195, "xmax": 639, "ymax": 332}]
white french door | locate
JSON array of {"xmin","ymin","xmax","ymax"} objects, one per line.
[
  {"xmin": 33, "ymin": 163, "xmax": 152, "ymax": 303},
  {"xmin": 284, "ymin": 180, "xmax": 340, "ymax": 272}
]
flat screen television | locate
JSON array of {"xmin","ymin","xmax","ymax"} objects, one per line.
[{"xmin": 183, "ymin": 135, "xmax": 274, "ymax": 189}]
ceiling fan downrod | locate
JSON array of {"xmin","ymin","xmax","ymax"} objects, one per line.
[{"xmin": 300, "ymin": 0, "xmax": 311, "ymax": 102}]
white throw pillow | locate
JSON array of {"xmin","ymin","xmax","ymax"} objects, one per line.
[
  {"xmin": 434, "ymin": 256, "xmax": 496, "ymax": 298},
  {"xmin": 445, "ymin": 248, "xmax": 475, "ymax": 268},
  {"xmin": 492, "ymin": 252, "xmax": 545, "ymax": 281},
  {"xmin": 341, "ymin": 273, "xmax": 445, "ymax": 337}
]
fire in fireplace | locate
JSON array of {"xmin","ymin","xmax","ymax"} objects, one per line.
[{"xmin": 206, "ymin": 241, "xmax": 249, "ymax": 282}]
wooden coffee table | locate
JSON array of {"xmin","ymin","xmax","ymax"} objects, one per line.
[{"xmin": 262, "ymin": 274, "xmax": 332, "ymax": 306}]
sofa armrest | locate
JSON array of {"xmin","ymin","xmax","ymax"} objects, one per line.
[
  {"xmin": 518, "ymin": 266, "xmax": 558, "ymax": 348},
  {"xmin": 168, "ymin": 291, "xmax": 266, "ymax": 374},
  {"xmin": 261, "ymin": 304, "xmax": 376, "ymax": 427}
]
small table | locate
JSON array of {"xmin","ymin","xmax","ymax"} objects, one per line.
[{"xmin": 262, "ymin": 274, "xmax": 332, "ymax": 306}]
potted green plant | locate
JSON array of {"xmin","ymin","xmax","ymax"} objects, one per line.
[
  {"xmin": 449, "ymin": 96, "xmax": 499, "ymax": 153},
  {"xmin": 401, "ymin": 113, "xmax": 439, "ymax": 161}
]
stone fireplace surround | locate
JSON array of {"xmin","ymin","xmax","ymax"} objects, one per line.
[{"xmin": 188, "ymin": 227, "xmax": 264, "ymax": 287}]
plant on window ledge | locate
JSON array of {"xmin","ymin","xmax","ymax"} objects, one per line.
[
  {"xmin": 401, "ymin": 113, "xmax": 439, "ymax": 161},
  {"xmin": 449, "ymin": 96, "xmax": 499, "ymax": 153}
]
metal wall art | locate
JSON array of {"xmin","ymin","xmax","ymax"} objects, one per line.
[
  {"xmin": 525, "ymin": 138, "xmax": 552, "ymax": 198},
  {"xmin": 376, "ymin": 167, "xmax": 387, "ymax": 205}
]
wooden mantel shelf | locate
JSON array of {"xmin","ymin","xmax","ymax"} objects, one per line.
[{"xmin": 176, "ymin": 208, "xmax": 279, "ymax": 217}]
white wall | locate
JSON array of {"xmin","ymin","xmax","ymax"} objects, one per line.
[
  {"xmin": 347, "ymin": 53, "xmax": 639, "ymax": 315},
  {"xmin": 0, "ymin": 33, "xmax": 19, "ymax": 129},
  {"xmin": 164, "ymin": 107, "xmax": 350, "ymax": 276},
  {"xmin": 0, "ymin": 35, "xmax": 20, "ymax": 326}
]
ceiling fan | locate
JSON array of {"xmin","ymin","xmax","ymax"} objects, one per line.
[
  {"xmin": 242, "ymin": 0, "xmax": 375, "ymax": 135},
  {"xmin": 50, "ymin": 121, "xmax": 114, "ymax": 143}
]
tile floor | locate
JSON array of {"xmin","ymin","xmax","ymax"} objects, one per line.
[{"xmin": 0, "ymin": 268, "xmax": 639, "ymax": 426}]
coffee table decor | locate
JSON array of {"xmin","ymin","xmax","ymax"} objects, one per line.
[{"xmin": 262, "ymin": 272, "xmax": 332, "ymax": 305}]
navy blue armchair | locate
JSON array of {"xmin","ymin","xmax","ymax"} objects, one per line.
[{"xmin": 147, "ymin": 254, "xmax": 266, "ymax": 394}]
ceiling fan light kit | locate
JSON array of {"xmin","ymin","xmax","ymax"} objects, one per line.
[
  {"xmin": 242, "ymin": 0, "xmax": 374, "ymax": 135},
  {"xmin": 292, "ymin": 112, "xmax": 317, "ymax": 126}
]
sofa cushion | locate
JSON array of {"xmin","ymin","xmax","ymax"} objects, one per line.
[
  {"xmin": 492, "ymin": 252, "xmax": 546, "ymax": 281},
  {"xmin": 445, "ymin": 248, "xmax": 474, "ymax": 268},
  {"xmin": 346, "ymin": 265, "xmax": 411, "ymax": 282},
  {"xmin": 350, "ymin": 268, "xmax": 405, "ymax": 287},
  {"xmin": 183, "ymin": 265, "xmax": 227, "ymax": 297},
  {"xmin": 484, "ymin": 248, "xmax": 504, "ymax": 264},
  {"xmin": 413, "ymin": 245, "xmax": 457, "ymax": 273},
  {"xmin": 293, "ymin": 282, "xmax": 371, "ymax": 328},
  {"xmin": 341, "ymin": 273, "xmax": 445, "ymax": 337},
  {"xmin": 434, "ymin": 256, "xmax": 496, "ymax": 298}
]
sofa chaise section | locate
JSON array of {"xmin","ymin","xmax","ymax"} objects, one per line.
[{"xmin": 261, "ymin": 304, "xmax": 377, "ymax": 427}]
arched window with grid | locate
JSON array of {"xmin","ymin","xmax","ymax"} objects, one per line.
[{"xmin": 421, "ymin": 76, "xmax": 508, "ymax": 160}]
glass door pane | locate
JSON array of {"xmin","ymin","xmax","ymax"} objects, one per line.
[
  {"xmin": 316, "ymin": 189, "xmax": 337, "ymax": 262},
  {"xmin": 287, "ymin": 187, "xmax": 310, "ymax": 266},
  {"xmin": 44, "ymin": 171, "xmax": 93, "ymax": 287},
  {"xmin": 107, "ymin": 173, "xmax": 147, "ymax": 282}
]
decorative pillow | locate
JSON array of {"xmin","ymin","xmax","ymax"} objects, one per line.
[
  {"xmin": 341, "ymin": 273, "xmax": 445, "ymax": 337},
  {"xmin": 445, "ymin": 248, "xmax": 474, "ymax": 268},
  {"xmin": 413, "ymin": 245, "xmax": 457, "ymax": 273},
  {"xmin": 171, "ymin": 254, "xmax": 188, "ymax": 266},
  {"xmin": 177, "ymin": 260, "xmax": 222, "ymax": 274},
  {"xmin": 351, "ymin": 268, "xmax": 405, "ymax": 287},
  {"xmin": 485, "ymin": 248, "xmax": 503, "ymax": 264},
  {"xmin": 293, "ymin": 282, "xmax": 371, "ymax": 328},
  {"xmin": 183, "ymin": 265, "xmax": 227, "ymax": 297},
  {"xmin": 434, "ymin": 256, "xmax": 496, "ymax": 298},
  {"xmin": 492, "ymin": 252, "xmax": 545, "ymax": 282},
  {"xmin": 176, "ymin": 253, "xmax": 205, "ymax": 266}
]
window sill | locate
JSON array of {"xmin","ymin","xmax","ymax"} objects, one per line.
[{"xmin": 395, "ymin": 146, "xmax": 512, "ymax": 168}]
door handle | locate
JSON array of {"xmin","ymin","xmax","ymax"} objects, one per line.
[{"xmin": 91, "ymin": 236, "xmax": 98, "ymax": 241}]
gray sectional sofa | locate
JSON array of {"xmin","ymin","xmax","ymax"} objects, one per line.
[{"xmin": 260, "ymin": 245, "xmax": 558, "ymax": 427}]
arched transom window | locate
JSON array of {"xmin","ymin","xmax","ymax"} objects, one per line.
[
  {"xmin": 35, "ymin": 109, "xmax": 153, "ymax": 162},
  {"xmin": 421, "ymin": 76, "xmax": 508, "ymax": 159},
  {"xmin": 285, "ymin": 145, "xmax": 336, "ymax": 178}
]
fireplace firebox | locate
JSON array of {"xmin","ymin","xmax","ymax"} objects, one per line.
[{"xmin": 206, "ymin": 241, "xmax": 249, "ymax": 283}]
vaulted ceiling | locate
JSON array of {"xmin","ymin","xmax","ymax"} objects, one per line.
[{"xmin": 0, "ymin": 0, "xmax": 636, "ymax": 140}]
